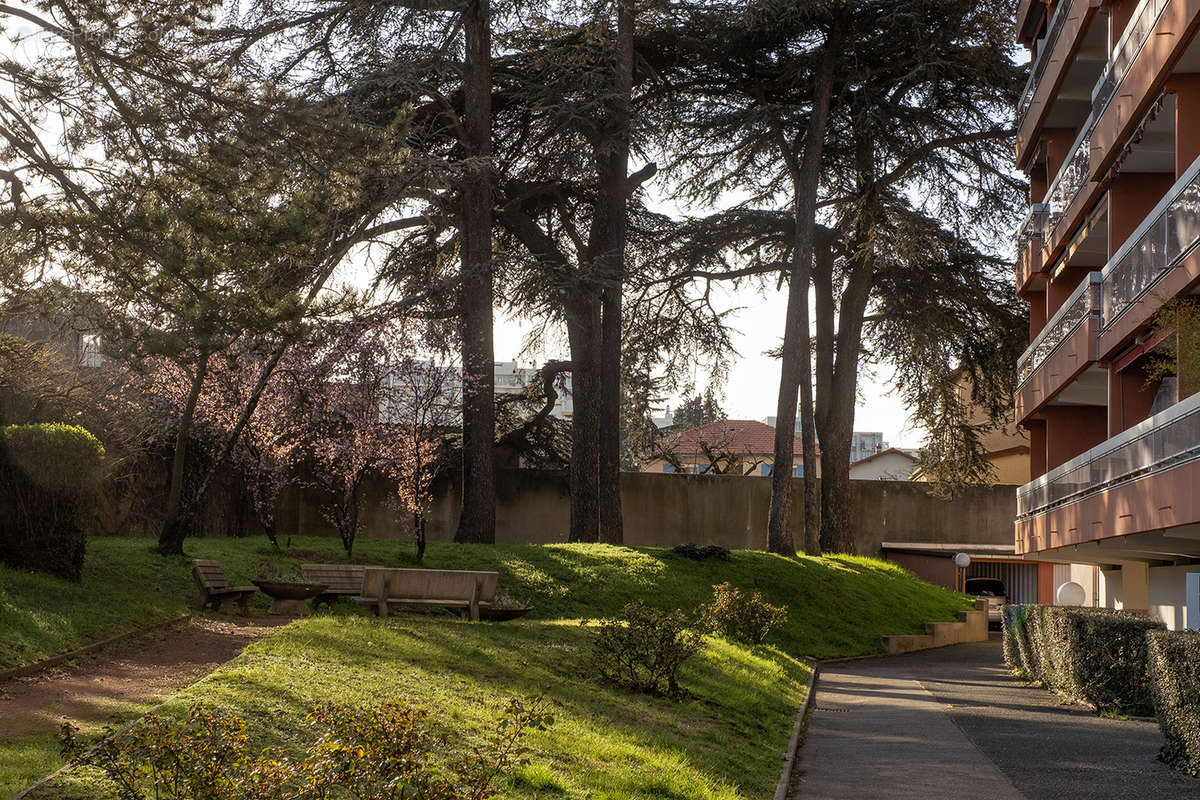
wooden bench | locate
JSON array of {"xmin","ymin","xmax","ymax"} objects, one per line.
[
  {"xmin": 191, "ymin": 560, "xmax": 256, "ymax": 615},
  {"xmin": 356, "ymin": 567, "xmax": 499, "ymax": 621},
  {"xmin": 300, "ymin": 563, "xmax": 384, "ymax": 608}
]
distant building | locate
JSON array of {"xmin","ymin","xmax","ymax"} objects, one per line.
[
  {"xmin": 493, "ymin": 361, "xmax": 573, "ymax": 420},
  {"xmin": 761, "ymin": 418, "xmax": 887, "ymax": 464},
  {"xmin": 847, "ymin": 448, "xmax": 919, "ymax": 481},
  {"xmin": 641, "ymin": 418, "xmax": 819, "ymax": 477},
  {"xmin": 849, "ymin": 431, "xmax": 885, "ymax": 463}
]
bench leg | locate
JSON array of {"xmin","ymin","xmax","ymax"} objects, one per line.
[
  {"xmin": 469, "ymin": 582, "xmax": 480, "ymax": 622},
  {"xmin": 376, "ymin": 600, "xmax": 388, "ymax": 617},
  {"xmin": 236, "ymin": 595, "xmax": 250, "ymax": 616}
]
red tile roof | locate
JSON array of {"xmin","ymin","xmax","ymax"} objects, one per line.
[{"xmin": 662, "ymin": 419, "xmax": 804, "ymax": 457}]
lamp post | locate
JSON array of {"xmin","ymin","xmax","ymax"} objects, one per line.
[{"xmin": 954, "ymin": 552, "xmax": 971, "ymax": 593}]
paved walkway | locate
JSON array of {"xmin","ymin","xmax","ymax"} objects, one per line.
[{"xmin": 792, "ymin": 639, "xmax": 1199, "ymax": 799}]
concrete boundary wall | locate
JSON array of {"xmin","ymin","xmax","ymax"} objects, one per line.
[{"xmin": 280, "ymin": 470, "xmax": 1018, "ymax": 556}]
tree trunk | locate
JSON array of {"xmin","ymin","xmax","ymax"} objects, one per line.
[
  {"xmin": 454, "ymin": 0, "xmax": 497, "ymax": 544},
  {"xmin": 157, "ymin": 353, "xmax": 210, "ymax": 555},
  {"xmin": 565, "ymin": 293, "xmax": 602, "ymax": 543},
  {"xmin": 415, "ymin": 512, "xmax": 426, "ymax": 561},
  {"xmin": 767, "ymin": 44, "xmax": 835, "ymax": 557},
  {"xmin": 597, "ymin": 0, "xmax": 635, "ymax": 546},
  {"xmin": 816, "ymin": 129, "xmax": 877, "ymax": 556}
]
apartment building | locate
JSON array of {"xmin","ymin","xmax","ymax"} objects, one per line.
[{"xmin": 1014, "ymin": 0, "xmax": 1200, "ymax": 628}]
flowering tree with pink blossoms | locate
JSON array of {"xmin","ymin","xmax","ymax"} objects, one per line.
[{"xmin": 290, "ymin": 313, "xmax": 456, "ymax": 556}]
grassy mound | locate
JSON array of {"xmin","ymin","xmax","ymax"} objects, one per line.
[
  {"xmin": 50, "ymin": 615, "xmax": 811, "ymax": 799},
  {"xmin": 1, "ymin": 536, "xmax": 972, "ymax": 672},
  {"xmin": 3, "ymin": 536, "xmax": 972, "ymax": 798}
]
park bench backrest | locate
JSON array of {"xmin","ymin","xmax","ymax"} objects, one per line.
[
  {"xmin": 361, "ymin": 568, "xmax": 498, "ymax": 603},
  {"xmin": 192, "ymin": 559, "xmax": 229, "ymax": 591},
  {"xmin": 300, "ymin": 563, "xmax": 372, "ymax": 594}
]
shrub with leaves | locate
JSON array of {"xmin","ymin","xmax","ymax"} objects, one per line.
[
  {"xmin": 1001, "ymin": 604, "xmax": 1163, "ymax": 714},
  {"xmin": 60, "ymin": 698, "xmax": 553, "ymax": 800},
  {"xmin": 1148, "ymin": 630, "xmax": 1200, "ymax": 775},
  {"xmin": 697, "ymin": 582, "xmax": 788, "ymax": 645},
  {"xmin": 0, "ymin": 423, "xmax": 105, "ymax": 580},
  {"xmin": 587, "ymin": 602, "xmax": 703, "ymax": 697}
]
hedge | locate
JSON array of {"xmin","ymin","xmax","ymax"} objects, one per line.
[
  {"xmin": 1002, "ymin": 604, "xmax": 1164, "ymax": 714},
  {"xmin": 0, "ymin": 423, "xmax": 105, "ymax": 581},
  {"xmin": 1148, "ymin": 630, "xmax": 1200, "ymax": 774}
]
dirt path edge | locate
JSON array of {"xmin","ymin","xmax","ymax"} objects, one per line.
[{"xmin": 0, "ymin": 614, "xmax": 192, "ymax": 684}]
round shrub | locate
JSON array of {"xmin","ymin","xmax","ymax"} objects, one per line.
[
  {"xmin": 587, "ymin": 602, "xmax": 703, "ymax": 697},
  {"xmin": 0, "ymin": 423, "xmax": 105, "ymax": 581},
  {"xmin": 697, "ymin": 582, "xmax": 788, "ymax": 645}
]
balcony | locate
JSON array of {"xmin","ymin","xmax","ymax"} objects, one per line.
[
  {"xmin": 1015, "ymin": 272, "xmax": 1102, "ymax": 420},
  {"xmin": 1041, "ymin": 113, "xmax": 1098, "ymax": 250},
  {"xmin": 1017, "ymin": 0, "xmax": 1072, "ymax": 126},
  {"xmin": 1090, "ymin": 0, "xmax": 1171, "ymax": 122},
  {"xmin": 1099, "ymin": 151, "xmax": 1200, "ymax": 340},
  {"xmin": 1015, "ymin": 204, "xmax": 1048, "ymax": 289},
  {"xmin": 1016, "ymin": 390, "xmax": 1200, "ymax": 554}
]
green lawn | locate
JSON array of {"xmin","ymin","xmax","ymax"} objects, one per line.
[
  {"xmin": 49, "ymin": 615, "xmax": 812, "ymax": 799},
  {"xmin": 1, "ymin": 535, "xmax": 973, "ymax": 672},
  {"xmin": 2, "ymin": 535, "xmax": 973, "ymax": 799}
]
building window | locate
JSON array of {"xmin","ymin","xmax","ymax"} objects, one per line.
[
  {"xmin": 662, "ymin": 463, "xmax": 675, "ymax": 473},
  {"xmin": 793, "ymin": 464, "xmax": 804, "ymax": 478},
  {"xmin": 81, "ymin": 334, "xmax": 102, "ymax": 368},
  {"xmin": 761, "ymin": 464, "xmax": 772, "ymax": 476}
]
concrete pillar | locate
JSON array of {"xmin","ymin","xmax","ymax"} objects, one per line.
[
  {"xmin": 1043, "ymin": 405, "xmax": 1108, "ymax": 469},
  {"xmin": 1109, "ymin": 172, "xmax": 1176, "ymax": 253},
  {"xmin": 1028, "ymin": 291, "xmax": 1047, "ymax": 338},
  {"xmin": 1120, "ymin": 562, "xmax": 1150, "ymax": 615},
  {"xmin": 1042, "ymin": 128, "xmax": 1079, "ymax": 188},
  {"xmin": 1169, "ymin": 75, "xmax": 1200, "ymax": 177},
  {"xmin": 1109, "ymin": 364, "xmax": 1158, "ymax": 435},
  {"xmin": 1037, "ymin": 562, "xmax": 1055, "ymax": 604},
  {"xmin": 1109, "ymin": 0, "xmax": 1140, "ymax": 46},
  {"xmin": 1046, "ymin": 265, "xmax": 1091, "ymax": 318},
  {"xmin": 1026, "ymin": 419, "xmax": 1048, "ymax": 478}
]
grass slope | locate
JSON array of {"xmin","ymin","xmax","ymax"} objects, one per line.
[
  {"xmin": 50, "ymin": 615, "xmax": 811, "ymax": 800},
  {"xmin": 1, "ymin": 536, "xmax": 973, "ymax": 672}
]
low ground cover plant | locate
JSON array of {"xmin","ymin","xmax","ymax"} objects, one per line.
[
  {"xmin": 697, "ymin": 582, "xmax": 788, "ymax": 645},
  {"xmin": 61, "ymin": 699, "xmax": 552, "ymax": 800},
  {"xmin": 1003, "ymin": 604, "xmax": 1164, "ymax": 714},
  {"xmin": 1147, "ymin": 630, "xmax": 1200, "ymax": 775},
  {"xmin": 588, "ymin": 601, "xmax": 703, "ymax": 696}
]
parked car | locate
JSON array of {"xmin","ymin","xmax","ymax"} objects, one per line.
[{"xmin": 965, "ymin": 577, "xmax": 1007, "ymax": 627}]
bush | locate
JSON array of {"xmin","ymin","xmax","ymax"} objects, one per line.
[
  {"xmin": 61, "ymin": 698, "xmax": 553, "ymax": 800},
  {"xmin": 1148, "ymin": 630, "xmax": 1200, "ymax": 774},
  {"xmin": 0, "ymin": 423, "xmax": 104, "ymax": 581},
  {"xmin": 672, "ymin": 543, "xmax": 730, "ymax": 561},
  {"xmin": 588, "ymin": 602, "xmax": 703, "ymax": 697},
  {"xmin": 1002, "ymin": 604, "xmax": 1164, "ymax": 714},
  {"xmin": 697, "ymin": 582, "xmax": 788, "ymax": 644}
]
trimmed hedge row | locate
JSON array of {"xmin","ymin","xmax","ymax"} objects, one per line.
[
  {"xmin": 1002, "ymin": 604, "xmax": 1164, "ymax": 715},
  {"xmin": 0, "ymin": 423, "xmax": 104, "ymax": 581},
  {"xmin": 1148, "ymin": 630, "xmax": 1200, "ymax": 775}
]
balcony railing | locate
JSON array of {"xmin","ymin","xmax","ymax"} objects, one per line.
[
  {"xmin": 1091, "ymin": 0, "xmax": 1171, "ymax": 120},
  {"xmin": 1016, "ymin": 271, "xmax": 1102, "ymax": 386},
  {"xmin": 1017, "ymin": 389, "xmax": 1200, "ymax": 519},
  {"xmin": 1017, "ymin": 0, "xmax": 1072, "ymax": 124},
  {"xmin": 1101, "ymin": 153, "xmax": 1200, "ymax": 326},
  {"xmin": 1042, "ymin": 115, "xmax": 1096, "ymax": 242},
  {"xmin": 1016, "ymin": 203, "xmax": 1049, "ymax": 248}
]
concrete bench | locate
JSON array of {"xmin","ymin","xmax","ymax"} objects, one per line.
[
  {"xmin": 191, "ymin": 560, "xmax": 256, "ymax": 615},
  {"xmin": 356, "ymin": 567, "xmax": 499, "ymax": 621},
  {"xmin": 300, "ymin": 563, "xmax": 384, "ymax": 608}
]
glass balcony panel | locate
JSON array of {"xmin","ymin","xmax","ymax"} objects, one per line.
[
  {"xmin": 1018, "ymin": 393, "xmax": 1200, "ymax": 520},
  {"xmin": 1167, "ymin": 182, "xmax": 1200, "ymax": 261}
]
